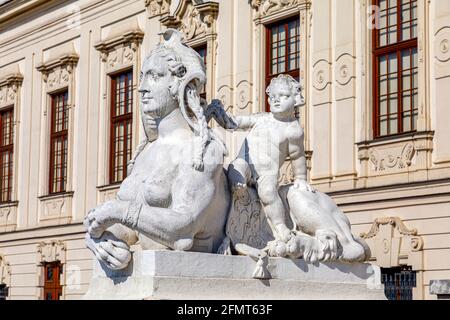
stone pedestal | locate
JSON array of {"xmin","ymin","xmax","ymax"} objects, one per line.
[{"xmin": 83, "ymin": 250, "xmax": 386, "ymax": 300}]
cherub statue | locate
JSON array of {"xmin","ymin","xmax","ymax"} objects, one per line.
[{"xmin": 215, "ymin": 74, "xmax": 314, "ymax": 242}]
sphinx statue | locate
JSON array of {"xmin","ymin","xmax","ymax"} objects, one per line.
[{"xmin": 84, "ymin": 29, "xmax": 370, "ymax": 276}]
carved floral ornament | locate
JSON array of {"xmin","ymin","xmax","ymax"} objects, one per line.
[
  {"xmin": 160, "ymin": 0, "xmax": 219, "ymax": 41},
  {"xmin": 36, "ymin": 54, "xmax": 79, "ymax": 92},
  {"xmin": 37, "ymin": 240, "xmax": 66, "ymax": 264}
]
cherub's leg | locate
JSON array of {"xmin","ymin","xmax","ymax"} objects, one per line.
[
  {"xmin": 227, "ymin": 157, "xmax": 251, "ymax": 194},
  {"xmin": 257, "ymin": 175, "xmax": 291, "ymax": 242}
]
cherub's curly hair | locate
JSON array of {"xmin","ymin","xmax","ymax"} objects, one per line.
[{"xmin": 266, "ymin": 74, "xmax": 302, "ymax": 99}]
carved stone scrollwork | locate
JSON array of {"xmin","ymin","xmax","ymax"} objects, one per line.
[
  {"xmin": 252, "ymin": 0, "xmax": 301, "ymax": 17},
  {"xmin": 37, "ymin": 54, "xmax": 79, "ymax": 93},
  {"xmin": 160, "ymin": 0, "xmax": 219, "ymax": 42},
  {"xmin": 0, "ymin": 69, "xmax": 23, "ymax": 109},
  {"xmin": 145, "ymin": 0, "xmax": 171, "ymax": 19},
  {"xmin": 360, "ymin": 216, "xmax": 418, "ymax": 239},
  {"xmin": 94, "ymin": 23, "xmax": 144, "ymax": 73},
  {"xmin": 335, "ymin": 53, "xmax": 355, "ymax": 86},
  {"xmin": 369, "ymin": 143, "xmax": 415, "ymax": 172},
  {"xmin": 360, "ymin": 216, "xmax": 423, "ymax": 269},
  {"xmin": 435, "ymin": 26, "xmax": 450, "ymax": 63},
  {"xmin": 37, "ymin": 240, "xmax": 66, "ymax": 264},
  {"xmin": 312, "ymin": 59, "xmax": 330, "ymax": 91}
]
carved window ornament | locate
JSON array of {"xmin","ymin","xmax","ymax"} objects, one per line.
[
  {"xmin": 36, "ymin": 44, "xmax": 78, "ymax": 225},
  {"xmin": 360, "ymin": 216, "xmax": 423, "ymax": 271},
  {"xmin": 160, "ymin": 1, "xmax": 219, "ymax": 101},
  {"xmin": 95, "ymin": 20, "xmax": 144, "ymax": 195},
  {"xmin": 145, "ymin": 0, "xmax": 171, "ymax": 19},
  {"xmin": 0, "ymin": 66, "xmax": 23, "ymax": 232},
  {"xmin": 36, "ymin": 241, "xmax": 66, "ymax": 300},
  {"xmin": 94, "ymin": 20, "xmax": 144, "ymax": 74},
  {"xmin": 160, "ymin": 1, "xmax": 218, "ymax": 43}
]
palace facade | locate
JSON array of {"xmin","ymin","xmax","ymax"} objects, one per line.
[{"xmin": 0, "ymin": 0, "xmax": 449, "ymax": 300}]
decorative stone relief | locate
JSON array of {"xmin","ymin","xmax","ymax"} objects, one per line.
[
  {"xmin": 0, "ymin": 254, "xmax": 11, "ymax": 287},
  {"xmin": 369, "ymin": 143, "xmax": 415, "ymax": 172},
  {"xmin": 0, "ymin": 204, "xmax": 17, "ymax": 232},
  {"xmin": 252, "ymin": 0, "xmax": 301, "ymax": 17},
  {"xmin": 335, "ymin": 53, "xmax": 355, "ymax": 86},
  {"xmin": 39, "ymin": 193, "xmax": 73, "ymax": 225},
  {"xmin": 360, "ymin": 217, "xmax": 423, "ymax": 269},
  {"xmin": 217, "ymin": 84, "xmax": 233, "ymax": 112},
  {"xmin": 0, "ymin": 69, "xmax": 23, "ymax": 109},
  {"xmin": 94, "ymin": 20, "xmax": 144, "ymax": 74},
  {"xmin": 435, "ymin": 26, "xmax": 450, "ymax": 63},
  {"xmin": 37, "ymin": 240, "xmax": 67, "ymax": 264},
  {"xmin": 312, "ymin": 59, "xmax": 331, "ymax": 91},
  {"xmin": 235, "ymin": 80, "xmax": 252, "ymax": 110},
  {"xmin": 160, "ymin": 0, "xmax": 218, "ymax": 42},
  {"xmin": 37, "ymin": 54, "xmax": 78, "ymax": 93},
  {"xmin": 145, "ymin": 0, "xmax": 170, "ymax": 18}
]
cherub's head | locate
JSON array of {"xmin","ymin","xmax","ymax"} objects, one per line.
[{"xmin": 266, "ymin": 74, "xmax": 304, "ymax": 116}]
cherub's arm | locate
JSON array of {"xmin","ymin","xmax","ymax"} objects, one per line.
[{"xmin": 205, "ymin": 99, "xmax": 266, "ymax": 131}]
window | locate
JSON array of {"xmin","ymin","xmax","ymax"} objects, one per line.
[
  {"xmin": 0, "ymin": 108, "xmax": 13, "ymax": 203},
  {"xmin": 373, "ymin": 0, "xmax": 418, "ymax": 137},
  {"xmin": 43, "ymin": 262, "xmax": 62, "ymax": 300},
  {"xmin": 265, "ymin": 16, "xmax": 300, "ymax": 111},
  {"xmin": 381, "ymin": 266, "xmax": 416, "ymax": 300},
  {"xmin": 110, "ymin": 71, "xmax": 133, "ymax": 184},
  {"xmin": 49, "ymin": 91, "xmax": 69, "ymax": 194},
  {"xmin": 194, "ymin": 45, "xmax": 207, "ymax": 101}
]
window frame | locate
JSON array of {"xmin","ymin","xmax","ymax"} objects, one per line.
[
  {"xmin": 109, "ymin": 69, "xmax": 133, "ymax": 185},
  {"xmin": 372, "ymin": 0, "xmax": 418, "ymax": 138},
  {"xmin": 0, "ymin": 107, "xmax": 14, "ymax": 203},
  {"xmin": 43, "ymin": 261, "xmax": 63, "ymax": 300},
  {"xmin": 48, "ymin": 90, "xmax": 69, "ymax": 194},
  {"xmin": 265, "ymin": 16, "xmax": 300, "ymax": 111}
]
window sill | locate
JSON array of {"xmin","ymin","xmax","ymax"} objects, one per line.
[{"xmin": 38, "ymin": 191, "xmax": 74, "ymax": 201}]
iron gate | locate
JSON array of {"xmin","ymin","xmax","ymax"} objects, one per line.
[{"xmin": 381, "ymin": 266, "xmax": 416, "ymax": 300}]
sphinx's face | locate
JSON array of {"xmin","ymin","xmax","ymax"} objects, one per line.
[{"xmin": 138, "ymin": 53, "xmax": 178, "ymax": 118}]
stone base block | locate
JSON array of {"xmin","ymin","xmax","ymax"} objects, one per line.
[{"xmin": 83, "ymin": 250, "xmax": 386, "ymax": 300}]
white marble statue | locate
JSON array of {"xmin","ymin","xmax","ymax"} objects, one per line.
[
  {"xmin": 84, "ymin": 29, "xmax": 370, "ymax": 276},
  {"xmin": 210, "ymin": 75, "xmax": 370, "ymax": 268},
  {"xmin": 84, "ymin": 29, "xmax": 230, "ymax": 270}
]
